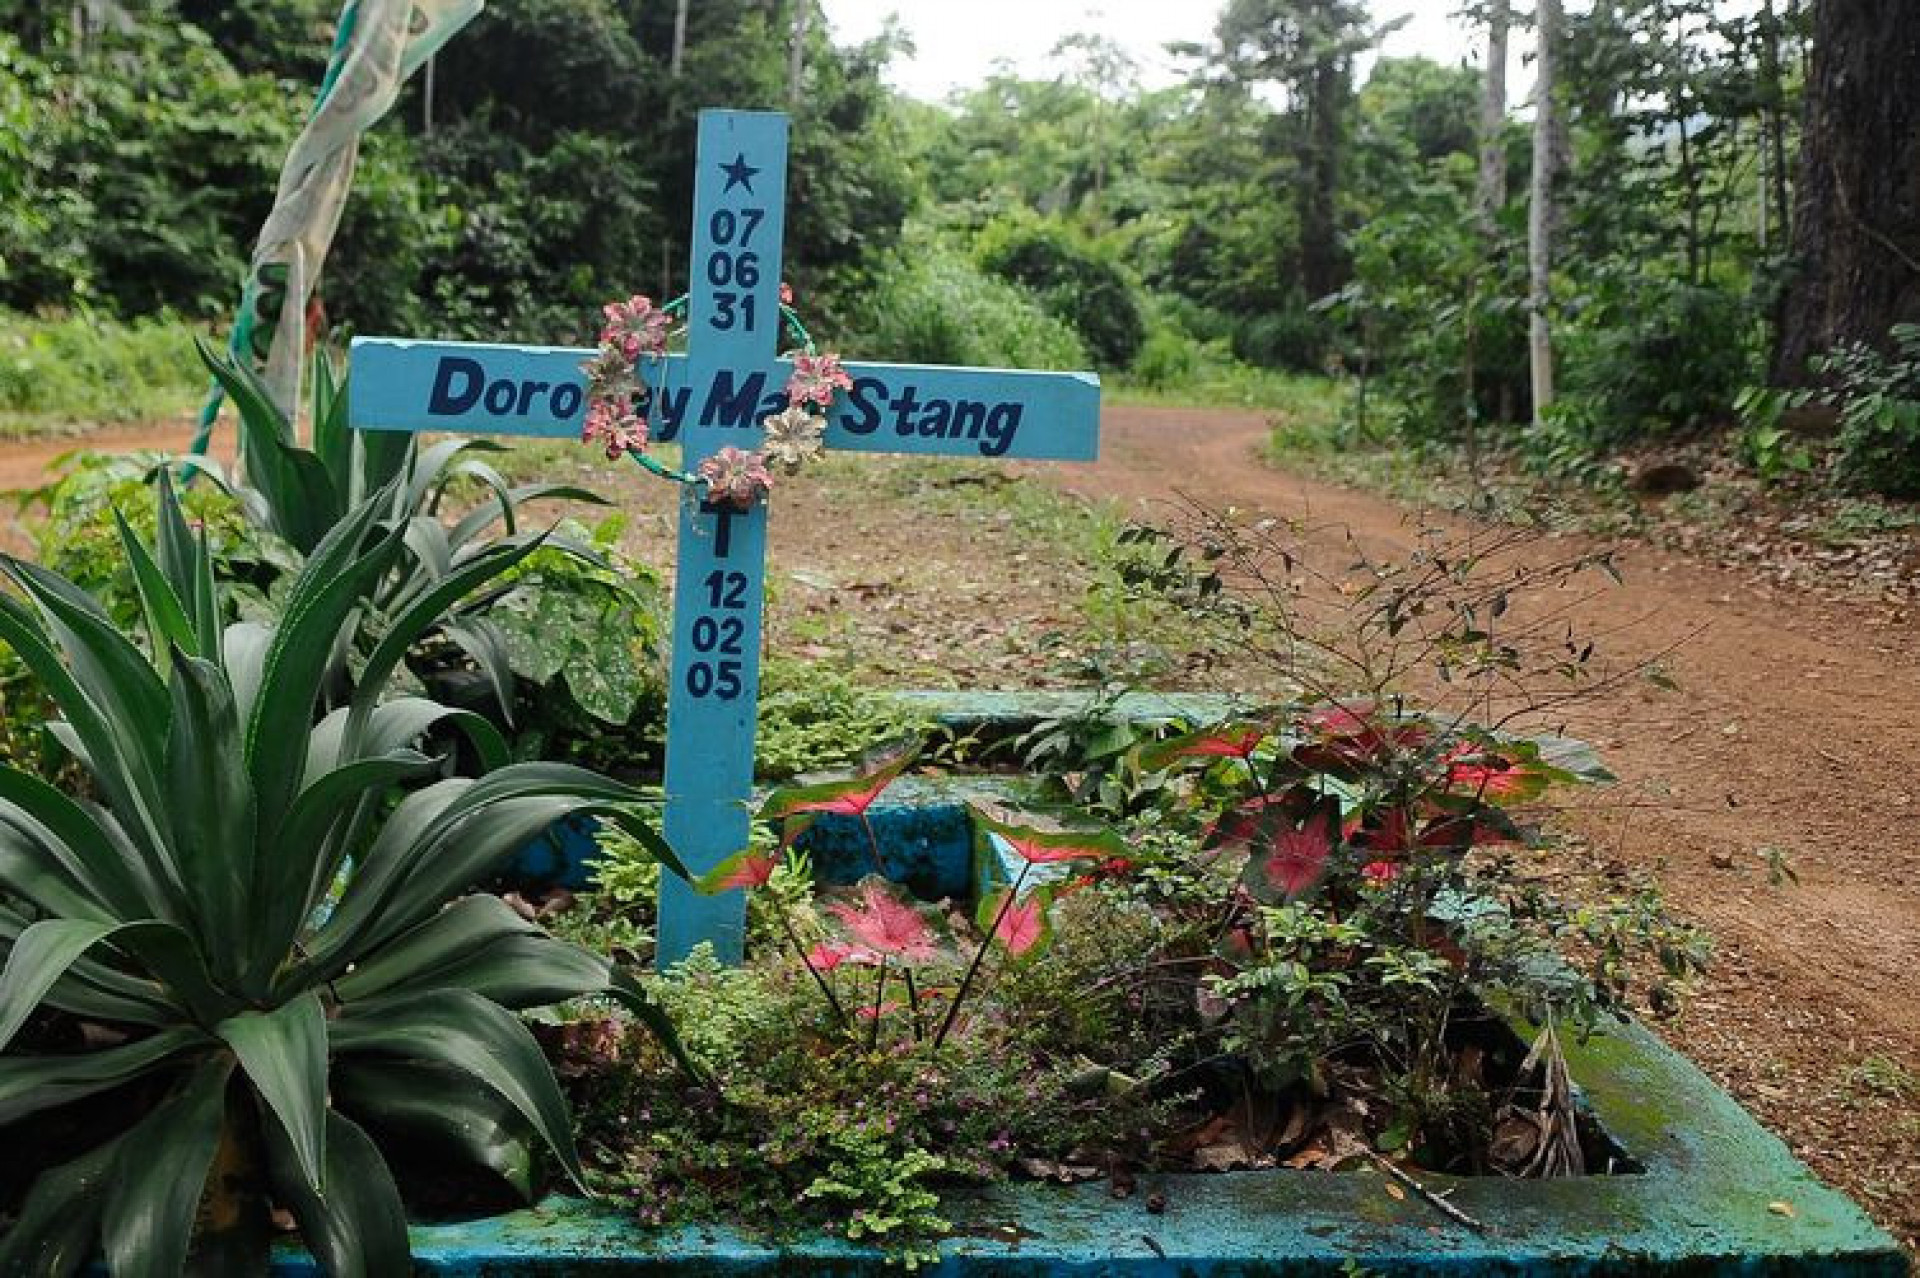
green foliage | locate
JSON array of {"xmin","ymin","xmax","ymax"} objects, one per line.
[
  {"xmin": 193, "ymin": 344, "xmax": 640, "ymax": 736},
  {"xmin": 1732, "ymin": 385, "xmax": 1815, "ymax": 482},
  {"xmin": 492, "ymin": 515, "xmax": 668, "ymax": 731},
  {"xmin": 0, "ymin": 3, "xmax": 915, "ymax": 344},
  {"xmin": 1127, "ymin": 328, "xmax": 1203, "ymax": 391},
  {"xmin": 850, "ymin": 238, "xmax": 1089, "ymax": 371},
  {"xmin": 0, "ymin": 35, "xmax": 88, "ymax": 306},
  {"xmin": 1126, "ymin": 701, "xmax": 1705, "ymax": 1166},
  {"xmin": 755, "ymin": 657, "xmax": 935, "ymax": 782},
  {"xmin": 558, "ymin": 888, "xmax": 1178, "ymax": 1263},
  {"xmin": 975, "ymin": 214, "xmax": 1145, "ymax": 368},
  {"xmin": 1562, "ymin": 273, "xmax": 1757, "ymax": 437},
  {"xmin": 0, "ymin": 311, "xmax": 206, "ymax": 436},
  {"xmin": 2, "ymin": 24, "xmax": 299, "ymax": 317},
  {"xmin": 1328, "ymin": 160, "xmax": 1529, "ymax": 442},
  {"xmin": 0, "ymin": 475, "xmax": 683, "ymax": 1272},
  {"xmin": 1812, "ymin": 324, "xmax": 1920, "ymax": 498}
]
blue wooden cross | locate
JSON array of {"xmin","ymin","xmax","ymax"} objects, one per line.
[{"xmin": 349, "ymin": 109, "xmax": 1101, "ymax": 966}]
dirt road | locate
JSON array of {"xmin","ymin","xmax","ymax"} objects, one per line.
[{"xmin": 1054, "ymin": 405, "xmax": 1920, "ymax": 1246}]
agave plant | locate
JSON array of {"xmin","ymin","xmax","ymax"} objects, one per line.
[
  {"xmin": 187, "ymin": 341, "xmax": 625, "ymax": 721},
  {"xmin": 0, "ymin": 474, "xmax": 684, "ymax": 1274}
]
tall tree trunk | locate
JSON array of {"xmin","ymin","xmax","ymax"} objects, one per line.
[
  {"xmin": 1757, "ymin": 0, "xmax": 1791, "ymax": 250},
  {"xmin": 671, "ymin": 0, "xmax": 689, "ymax": 77},
  {"xmin": 788, "ymin": 0, "xmax": 810, "ymax": 109},
  {"xmin": 1299, "ymin": 57, "xmax": 1346, "ymax": 300},
  {"xmin": 1467, "ymin": 0, "xmax": 1511, "ymax": 444},
  {"xmin": 1771, "ymin": 0, "xmax": 1920, "ymax": 384},
  {"xmin": 1475, "ymin": 0, "xmax": 1511, "ymax": 238},
  {"xmin": 1528, "ymin": 0, "xmax": 1563, "ymax": 424}
]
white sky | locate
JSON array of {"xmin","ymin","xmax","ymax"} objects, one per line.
[{"xmin": 817, "ymin": 1, "xmax": 1507, "ymax": 102}]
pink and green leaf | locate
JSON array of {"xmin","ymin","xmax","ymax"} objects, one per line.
[
  {"xmin": 1137, "ymin": 722, "xmax": 1266, "ymax": 772},
  {"xmin": 824, "ymin": 878, "xmax": 941, "ymax": 963},
  {"xmin": 975, "ymin": 886, "xmax": 1055, "ymax": 963},
  {"xmin": 757, "ymin": 743, "xmax": 919, "ymax": 821},
  {"xmin": 1239, "ymin": 798, "xmax": 1341, "ymax": 903},
  {"xmin": 1441, "ymin": 745, "xmax": 1555, "ymax": 804},
  {"xmin": 693, "ymin": 849, "xmax": 779, "ymax": 895},
  {"xmin": 970, "ymin": 806, "xmax": 1129, "ymax": 865},
  {"xmin": 805, "ymin": 940, "xmax": 879, "ymax": 972}
]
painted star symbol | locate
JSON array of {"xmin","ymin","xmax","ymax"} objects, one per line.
[{"xmin": 719, "ymin": 153, "xmax": 760, "ymax": 195}]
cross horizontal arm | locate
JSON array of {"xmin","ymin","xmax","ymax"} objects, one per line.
[{"xmin": 348, "ymin": 338, "xmax": 1102, "ymax": 462}]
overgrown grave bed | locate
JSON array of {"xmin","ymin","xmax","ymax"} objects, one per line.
[{"xmin": 322, "ymin": 687, "xmax": 1903, "ymax": 1275}]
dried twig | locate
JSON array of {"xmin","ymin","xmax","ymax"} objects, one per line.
[{"xmin": 1364, "ymin": 1149, "xmax": 1488, "ymax": 1233}]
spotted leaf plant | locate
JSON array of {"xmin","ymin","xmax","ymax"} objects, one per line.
[{"xmin": 0, "ymin": 475, "xmax": 686, "ymax": 1275}]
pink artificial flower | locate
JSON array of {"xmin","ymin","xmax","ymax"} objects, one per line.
[
  {"xmin": 600, "ymin": 294, "xmax": 670, "ymax": 361},
  {"xmin": 780, "ymin": 281, "xmax": 795, "ymax": 306},
  {"xmin": 786, "ymin": 352, "xmax": 853, "ymax": 409},
  {"xmin": 697, "ymin": 446, "xmax": 775, "ymax": 511},
  {"xmin": 581, "ymin": 400, "xmax": 649, "ymax": 460}
]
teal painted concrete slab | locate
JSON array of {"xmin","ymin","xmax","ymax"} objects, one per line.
[
  {"xmin": 267, "ymin": 1007, "xmax": 1903, "ymax": 1272},
  {"xmin": 796, "ymin": 775, "xmax": 1036, "ymax": 900}
]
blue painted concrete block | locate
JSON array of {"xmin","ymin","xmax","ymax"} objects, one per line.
[{"xmin": 507, "ymin": 815, "xmax": 603, "ymax": 891}]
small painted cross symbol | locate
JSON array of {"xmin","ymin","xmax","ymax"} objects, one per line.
[{"xmin": 348, "ymin": 110, "xmax": 1101, "ymax": 966}]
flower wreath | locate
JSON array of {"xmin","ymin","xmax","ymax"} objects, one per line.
[{"xmin": 578, "ymin": 286, "xmax": 852, "ymax": 511}]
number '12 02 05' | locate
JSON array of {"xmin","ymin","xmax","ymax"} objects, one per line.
[{"xmin": 687, "ymin": 568, "xmax": 749, "ymax": 701}]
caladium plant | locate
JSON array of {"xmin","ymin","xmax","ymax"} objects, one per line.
[
  {"xmin": 694, "ymin": 750, "xmax": 1132, "ymax": 1051},
  {"xmin": 1140, "ymin": 701, "xmax": 1607, "ymax": 903},
  {"xmin": 0, "ymin": 475, "xmax": 686, "ymax": 1276}
]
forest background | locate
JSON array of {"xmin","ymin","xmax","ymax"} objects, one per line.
[{"xmin": 0, "ymin": 0, "xmax": 1915, "ymax": 500}]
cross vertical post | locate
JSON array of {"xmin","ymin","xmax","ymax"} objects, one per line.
[{"xmin": 655, "ymin": 111, "xmax": 789, "ymax": 965}]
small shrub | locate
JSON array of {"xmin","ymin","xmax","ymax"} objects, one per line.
[
  {"xmin": 27, "ymin": 450, "xmax": 288, "ymax": 626},
  {"xmin": 1129, "ymin": 328, "xmax": 1201, "ymax": 390},
  {"xmin": 493, "ymin": 514, "xmax": 670, "ymax": 741},
  {"xmin": 0, "ymin": 475, "xmax": 683, "ymax": 1272},
  {"xmin": 1814, "ymin": 324, "xmax": 1920, "ymax": 498},
  {"xmin": 1231, "ymin": 303, "xmax": 1328, "ymax": 373},
  {"xmin": 975, "ymin": 215, "xmax": 1145, "ymax": 368},
  {"xmin": 1561, "ymin": 275, "xmax": 1756, "ymax": 438},
  {"xmin": 755, "ymin": 656, "xmax": 936, "ymax": 782},
  {"xmin": 851, "ymin": 240, "xmax": 1088, "ymax": 371}
]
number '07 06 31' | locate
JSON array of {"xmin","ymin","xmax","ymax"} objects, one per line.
[{"xmin": 707, "ymin": 207, "xmax": 766, "ymax": 334}]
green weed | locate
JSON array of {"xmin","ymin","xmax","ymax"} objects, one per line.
[{"xmin": 0, "ymin": 309, "xmax": 206, "ymax": 437}]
